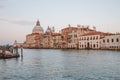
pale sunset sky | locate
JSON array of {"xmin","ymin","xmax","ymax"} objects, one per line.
[{"xmin": 0, "ymin": 0, "xmax": 120, "ymax": 45}]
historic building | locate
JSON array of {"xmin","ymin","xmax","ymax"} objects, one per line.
[
  {"xmin": 79, "ymin": 31, "xmax": 107, "ymax": 49},
  {"xmin": 61, "ymin": 24, "xmax": 95, "ymax": 49},
  {"xmin": 32, "ymin": 20, "xmax": 44, "ymax": 34},
  {"xmin": 67, "ymin": 26, "xmax": 78, "ymax": 49},
  {"xmin": 52, "ymin": 33, "xmax": 62, "ymax": 48},
  {"xmin": 42, "ymin": 26, "xmax": 55, "ymax": 48},
  {"xmin": 22, "ymin": 20, "xmax": 120, "ymax": 50},
  {"xmin": 13, "ymin": 40, "xmax": 23, "ymax": 48},
  {"xmin": 100, "ymin": 34, "xmax": 120, "ymax": 50},
  {"xmin": 23, "ymin": 20, "xmax": 44, "ymax": 48}
]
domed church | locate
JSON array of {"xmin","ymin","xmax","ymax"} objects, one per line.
[
  {"xmin": 23, "ymin": 20, "xmax": 44, "ymax": 48},
  {"xmin": 32, "ymin": 20, "xmax": 44, "ymax": 34}
]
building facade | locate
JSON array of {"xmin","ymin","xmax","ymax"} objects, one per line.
[
  {"xmin": 23, "ymin": 20, "xmax": 44, "ymax": 48},
  {"xmin": 67, "ymin": 26, "xmax": 78, "ymax": 49},
  {"xmin": 42, "ymin": 26, "xmax": 55, "ymax": 48},
  {"xmin": 100, "ymin": 34, "xmax": 120, "ymax": 50},
  {"xmin": 61, "ymin": 24, "xmax": 95, "ymax": 49},
  {"xmin": 79, "ymin": 31, "xmax": 106, "ymax": 49},
  {"xmin": 22, "ymin": 20, "xmax": 120, "ymax": 50},
  {"xmin": 52, "ymin": 33, "xmax": 62, "ymax": 48}
]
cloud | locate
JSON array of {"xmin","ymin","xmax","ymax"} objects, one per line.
[
  {"xmin": 0, "ymin": 18, "xmax": 34, "ymax": 26},
  {"xmin": 14, "ymin": 20, "xmax": 34, "ymax": 26}
]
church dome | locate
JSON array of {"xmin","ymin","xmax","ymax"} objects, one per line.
[
  {"xmin": 32, "ymin": 20, "xmax": 44, "ymax": 34},
  {"xmin": 46, "ymin": 26, "xmax": 52, "ymax": 33}
]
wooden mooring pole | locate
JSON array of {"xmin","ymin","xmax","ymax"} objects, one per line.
[{"xmin": 21, "ymin": 46, "xmax": 23, "ymax": 57}]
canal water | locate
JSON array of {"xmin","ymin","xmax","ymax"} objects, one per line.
[{"xmin": 0, "ymin": 49, "xmax": 120, "ymax": 80}]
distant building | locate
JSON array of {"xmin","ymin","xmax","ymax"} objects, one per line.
[
  {"xmin": 52, "ymin": 33, "xmax": 62, "ymax": 48},
  {"xmin": 67, "ymin": 26, "xmax": 78, "ymax": 49},
  {"xmin": 79, "ymin": 31, "xmax": 107, "ymax": 49},
  {"xmin": 61, "ymin": 24, "xmax": 95, "ymax": 49},
  {"xmin": 32, "ymin": 20, "xmax": 44, "ymax": 34},
  {"xmin": 23, "ymin": 20, "xmax": 44, "ymax": 48},
  {"xmin": 42, "ymin": 26, "xmax": 55, "ymax": 48},
  {"xmin": 23, "ymin": 33, "xmax": 43, "ymax": 48},
  {"xmin": 13, "ymin": 40, "xmax": 23, "ymax": 48},
  {"xmin": 100, "ymin": 34, "xmax": 120, "ymax": 50},
  {"xmin": 22, "ymin": 20, "xmax": 120, "ymax": 50}
]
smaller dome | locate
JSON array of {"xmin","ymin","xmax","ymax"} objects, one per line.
[
  {"xmin": 45, "ymin": 26, "xmax": 52, "ymax": 33},
  {"xmin": 32, "ymin": 20, "xmax": 44, "ymax": 34}
]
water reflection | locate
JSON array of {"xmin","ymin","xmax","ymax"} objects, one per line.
[{"xmin": 0, "ymin": 49, "xmax": 120, "ymax": 80}]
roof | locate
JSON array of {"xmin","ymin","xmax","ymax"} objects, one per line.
[
  {"xmin": 61, "ymin": 26, "xmax": 94, "ymax": 32},
  {"xmin": 80, "ymin": 31, "xmax": 107, "ymax": 36},
  {"xmin": 61, "ymin": 26, "xmax": 77, "ymax": 31},
  {"xmin": 52, "ymin": 33, "xmax": 61, "ymax": 36}
]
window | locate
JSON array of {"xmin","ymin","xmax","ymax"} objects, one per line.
[
  {"xmin": 111, "ymin": 39, "xmax": 114, "ymax": 42},
  {"xmin": 107, "ymin": 39, "xmax": 109, "ymax": 43},
  {"xmin": 74, "ymin": 35, "xmax": 77, "ymax": 38},
  {"xmin": 96, "ymin": 36, "xmax": 98, "ymax": 39},
  {"xmin": 103, "ymin": 39, "xmax": 105, "ymax": 43},
  {"xmin": 87, "ymin": 37, "xmax": 89, "ymax": 40},
  {"xmin": 93, "ymin": 44, "xmax": 95, "ymax": 48},
  {"xmin": 116, "ymin": 38, "xmax": 119, "ymax": 42},
  {"xmin": 90, "ymin": 37, "xmax": 92, "ymax": 40}
]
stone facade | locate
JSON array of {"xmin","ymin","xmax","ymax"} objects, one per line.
[
  {"xmin": 23, "ymin": 20, "xmax": 120, "ymax": 50},
  {"xmin": 100, "ymin": 34, "xmax": 120, "ymax": 50},
  {"xmin": 79, "ymin": 31, "xmax": 106, "ymax": 49},
  {"xmin": 52, "ymin": 33, "xmax": 62, "ymax": 48},
  {"xmin": 23, "ymin": 20, "xmax": 44, "ymax": 48},
  {"xmin": 61, "ymin": 24, "xmax": 95, "ymax": 49},
  {"xmin": 23, "ymin": 33, "xmax": 43, "ymax": 48}
]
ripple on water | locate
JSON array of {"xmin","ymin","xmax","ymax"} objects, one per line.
[{"xmin": 0, "ymin": 49, "xmax": 120, "ymax": 80}]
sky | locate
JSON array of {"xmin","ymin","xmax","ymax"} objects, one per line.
[{"xmin": 0, "ymin": 0, "xmax": 120, "ymax": 45}]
